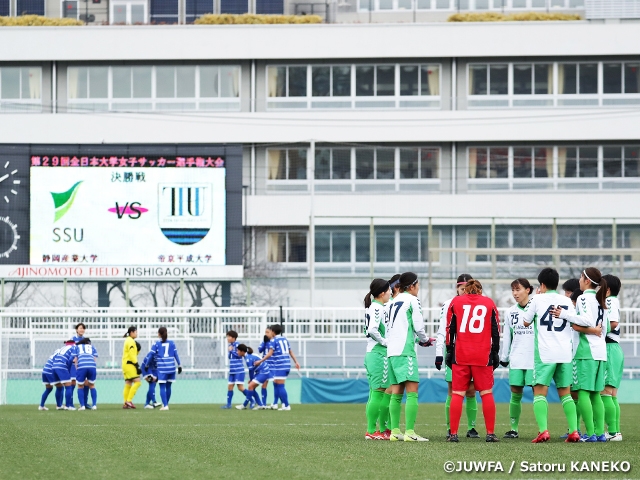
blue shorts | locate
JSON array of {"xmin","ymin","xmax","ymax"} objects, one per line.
[
  {"xmin": 143, "ymin": 369, "xmax": 158, "ymax": 380},
  {"xmin": 158, "ymin": 372, "xmax": 176, "ymax": 383},
  {"xmin": 69, "ymin": 364, "xmax": 77, "ymax": 381},
  {"xmin": 251, "ymin": 372, "xmax": 271, "ymax": 384},
  {"xmin": 42, "ymin": 372, "xmax": 56, "ymax": 385},
  {"xmin": 273, "ymin": 369, "xmax": 290, "ymax": 380},
  {"xmin": 76, "ymin": 367, "xmax": 97, "ymax": 384},
  {"xmin": 52, "ymin": 367, "xmax": 71, "ymax": 383},
  {"xmin": 228, "ymin": 372, "xmax": 245, "ymax": 384}
]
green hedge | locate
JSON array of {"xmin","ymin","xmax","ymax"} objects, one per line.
[
  {"xmin": 194, "ymin": 14, "xmax": 323, "ymax": 24},
  {"xmin": 0, "ymin": 15, "xmax": 83, "ymax": 26},
  {"xmin": 448, "ymin": 12, "xmax": 582, "ymax": 22}
]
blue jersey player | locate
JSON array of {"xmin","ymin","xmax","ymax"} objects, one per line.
[
  {"xmin": 256, "ymin": 324, "xmax": 300, "ymax": 411},
  {"xmin": 40, "ymin": 349, "xmax": 64, "ymax": 411},
  {"xmin": 236, "ymin": 344, "xmax": 270, "ymax": 410},
  {"xmin": 149, "ymin": 327, "xmax": 182, "ymax": 410},
  {"xmin": 141, "ymin": 350, "xmax": 161, "ymax": 409},
  {"xmin": 259, "ymin": 335, "xmax": 275, "ymax": 406},
  {"xmin": 237, "ymin": 348, "xmax": 260, "ymax": 410},
  {"xmin": 75, "ymin": 338, "xmax": 98, "ymax": 410},
  {"xmin": 72, "ymin": 323, "xmax": 87, "ymax": 406},
  {"xmin": 52, "ymin": 340, "xmax": 78, "ymax": 410},
  {"xmin": 222, "ymin": 330, "xmax": 249, "ymax": 409}
]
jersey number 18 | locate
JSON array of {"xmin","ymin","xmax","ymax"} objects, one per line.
[{"xmin": 459, "ymin": 305, "xmax": 486, "ymax": 333}]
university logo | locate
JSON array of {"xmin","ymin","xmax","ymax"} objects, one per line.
[
  {"xmin": 51, "ymin": 181, "xmax": 82, "ymax": 222},
  {"xmin": 158, "ymin": 184, "xmax": 211, "ymax": 245}
]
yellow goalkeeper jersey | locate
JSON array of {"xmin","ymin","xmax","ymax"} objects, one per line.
[{"xmin": 122, "ymin": 336, "xmax": 138, "ymax": 369}]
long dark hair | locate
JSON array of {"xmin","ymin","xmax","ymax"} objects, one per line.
[
  {"xmin": 364, "ymin": 278, "xmax": 390, "ymax": 309},
  {"xmin": 456, "ymin": 273, "xmax": 473, "ymax": 285},
  {"xmin": 123, "ymin": 326, "xmax": 137, "ymax": 338},
  {"xmin": 158, "ymin": 327, "xmax": 168, "ymax": 342},
  {"xmin": 583, "ymin": 267, "xmax": 607, "ymax": 309},
  {"xmin": 602, "ymin": 274, "xmax": 621, "ymax": 297},
  {"xmin": 398, "ymin": 272, "xmax": 418, "ymax": 292},
  {"xmin": 511, "ymin": 278, "xmax": 534, "ymax": 295}
]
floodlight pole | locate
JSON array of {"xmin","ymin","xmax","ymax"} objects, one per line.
[{"xmin": 309, "ymin": 140, "xmax": 315, "ymax": 308}]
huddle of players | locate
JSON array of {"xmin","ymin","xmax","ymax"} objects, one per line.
[
  {"xmin": 363, "ymin": 266, "xmax": 624, "ymax": 444},
  {"xmin": 39, "ymin": 322, "xmax": 98, "ymax": 411},
  {"xmin": 223, "ymin": 324, "xmax": 300, "ymax": 410}
]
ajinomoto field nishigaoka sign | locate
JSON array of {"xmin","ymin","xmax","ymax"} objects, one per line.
[{"xmin": 0, "ymin": 145, "xmax": 243, "ymax": 280}]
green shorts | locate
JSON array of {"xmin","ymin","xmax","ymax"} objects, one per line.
[
  {"xmin": 388, "ymin": 355, "xmax": 420, "ymax": 385},
  {"xmin": 509, "ymin": 368, "xmax": 533, "ymax": 387},
  {"xmin": 572, "ymin": 359, "xmax": 605, "ymax": 392},
  {"xmin": 532, "ymin": 361, "xmax": 572, "ymax": 388},
  {"xmin": 365, "ymin": 351, "xmax": 390, "ymax": 390},
  {"xmin": 605, "ymin": 343, "xmax": 624, "ymax": 389},
  {"xmin": 445, "ymin": 364, "xmax": 452, "ymax": 382}
]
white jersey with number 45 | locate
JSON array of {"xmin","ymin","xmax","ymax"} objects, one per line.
[
  {"xmin": 386, "ymin": 292, "xmax": 430, "ymax": 357},
  {"xmin": 520, "ymin": 291, "xmax": 586, "ymax": 364}
]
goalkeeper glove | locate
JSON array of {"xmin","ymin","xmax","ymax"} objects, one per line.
[
  {"xmin": 134, "ymin": 363, "xmax": 141, "ymax": 375},
  {"xmin": 178, "ymin": 366, "xmax": 183, "ymax": 374},
  {"xmin": 445, "ymin": 352, "xmax": 452, "ymax": 369},
  {"xmin": 500, "ymin": 361, "xmax": 509, "ymax": 368},
  {"xmin": 418, "ymin": 338, "xmax": 434, "ymax": 347},
  {"xmin": 491, "ymin": 352, "xmax": 500, "ymax": 371},
  {"xmin": 434, "ymin": 356, "xmax": 443, "ymax": 371}
]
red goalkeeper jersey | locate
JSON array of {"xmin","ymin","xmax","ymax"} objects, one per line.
[{"xmin": 446, "ymin": 294, "xmax": 500, "ymax": 366}]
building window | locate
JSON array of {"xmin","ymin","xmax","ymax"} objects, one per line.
[
  {"xmin": 513, "ymin": 63, "xmax": 552, "ymax": 95},
  {"xmin": 16, "ymin": 0, "xmax": 44, "ymax": 15},
  {"xmin": 602, "ymin": 146, "xmax": 640, "ymax": 178},
  {"xmin": 267, "ymin": 149, "xmax": 307, "ymax": 180},
  {"xmin": 150, "ymin": 0, "xmax": 179, "ymax": 24},
  {"xmin": 603, "ymin": 62, "xmax": 640, "ymax": 94},
  {"xmin": 0, "ymin": 67, "xmax": 42, "ymax": 112},
  {"xmin": 561, "ymin": 146, "xmax": 598, "ymax": 178},
  {"xmin": 316, "ymin": 230, "xmax": 352, "ymax": 263},
  {"xmin": 468, "ymin": 147, "xmax": 509, "ymax": 179},
  {"xmin": 468, "ymin": 64, "xmax": 508, "ymax": 95},
  {"xmin": 559, "ymin": 226, "xmax": 612, "ymax": 263},
  {"xmin": 512, "ymin": 147, "xmax": 552, "ymax": 178},
  {"xmin": 315, "ymin": 148, "xmax": 351, "ymax": 180},
  {"xmin": 0, "ymin": 0, "xmax": 9, "ymax": 15},
  {"xmin": 399, "ymin": 148, "xmax": 439, "ymax": 179},
  {"xmin": 267, "ymin": 66, "xmax": 307, "ymax": 98},
  {"xmin": 267, "ymin": 232, "xmax": 307, "ymax": 263},
  {"xmin": 312, "ymin": 66, "xmax": 351, "ymax": 97},
  {"xmin": 220, "ymin": 0, "xmax": 248, "ymax": 13},
  {"xmin": 62, "ymin": 0, "xmax": 78, "ymax": 18},
  {"xmin": 111, "ymin": 1, "xmax": 147, "ymax": 23},
  {"xmin": 399, "ymin": 65, "xmax": 440, "ymax": 96},
  {"xmin": 558, "ymin": 63, "xmax": 597, "ymax": 95},
  {"xmin": 67, "ymin": 65, "xmax": 240, "ymax": 112},
  {"xmin": 186, "ymin": 0, "xmax": 213, "ymax": 22}
]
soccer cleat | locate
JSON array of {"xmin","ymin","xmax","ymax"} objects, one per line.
[
  {"xmin": 91, "ymin": 405, "xmax": 97, "ymax": 410},
  {"xmin": 144, "ymin": 404, "xmax": 154, "ymax": 409},
  {"xmin": 38, "ymin": 406, "xmax": 48, "ymax": 411},
  {"xmin": 160, "ymin": 406, "xmax": 169, "ymax": 411},
  {"xmin": 609, "ymin": 433, "xmax": 622, "ymax": 442},
  {"xmin": 559, "ymin": 432, "xmax": 569, "ymax": 439},
  {"xmin": 371, "ymin": 431, "xmax": 386, "ymax": 440},
  {"xmin": 153, "ymin": 402, "xmax": 163, "ymax": 408},
  {"xmin": 251, "ymin": 405, "xmax": 264, "ymax": 410},
  {"xmin": 220, "ymin": 405, "xmax": 232, "ymax": 409},
  {"xmin": 445, "ymin": 429, "xmax": 451, "ymax": 441},
  {"xmin": 382, "ymin": 429, "xmax": 391, "ymax": 440},
  {"xmin": 279, "ymin": 405, "xmax": 291, "ymax": 411},
  {"xmin": 270, "ymin": 404, "xmax": 279, "ymax": 410},
  {"xmin": 404, "ymin": 430, "xmax": 429, "ymax": 442},
  {"xmin": 235, "ymin": 405, "xmax": 247, "ymax": 410},
  {"xmin": 596, "ymin": 434, "xmax": 608, "ymax": 442},
  {"xmin": 447, "ymin": 433, "xmax": 459, "ymax": 443},
  {"xmin": 503, "ymin": 430, "xmax": 519, "ymax": 439},
  {"xmin": 67, "ymin": 406, "xmax": 76, "ymax": 411},
  {"xmin": 486, "ymin": 434, "xmax": 499, "ymax": 443},
  {"xmin": 78, "ymin": 406, "xmax": 86, "ymax": 411},
  {"xmin": 123, "ymin": 403, "xmax": 131, "ymax": 409},
  {"xmin": 565, "ymin": 431, "xmax": 581, "ymax": 443},
  {"xmin": 466, "ymin": 428, "xmax": 480, "ymax": 438},
  {"xmin": 365, "ymin": 432, "xmax": 377, "ymax": 440},
  {"xmin": 56, "ymin": 406, "xmax": 67, "ymax": 410},
  {"xmin": 531, "ymin": 430, "xmax": 550, "ymax": 443},
  {"xmin": 580, "ymin": 434, "xmax": 598, "ymax": 443},
  {"xmin": 126, "ymin": 402, "xmax": 136, "ymax": 409},
  {"xmin": 389, "ymin": 429, "xmax": 404, "ymax": 442}
]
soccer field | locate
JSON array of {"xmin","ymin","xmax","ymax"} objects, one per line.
[{"xmin": 1, "ymin": 403, "xmax": 638, "ymax": 480}]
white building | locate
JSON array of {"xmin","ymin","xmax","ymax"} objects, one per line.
[{"xmin": 1, "ymin": 21, "xmax": 639, "ymax": 308}]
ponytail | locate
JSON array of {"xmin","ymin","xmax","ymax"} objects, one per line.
[
  {"xmin": 583, "ymin": 267, "xmax": 607, "ymax": 309},
  {"xmin": 123, "ymin": 326, "xmax": 137, "ymax": 338},
  {"xmin": 398, "ymin": 272, "xmax": 418, "ymax": 292},
  {"xmin": 464, "ymin": 279, "xmax": 483, "ymax": 295},
  {"xmin": 158, "ymin": 327, "xmax": 168, "ymax": 342},
  {"xmin": 596, "ymin": 278, "xmax": 608, "ymax": 310},
  {"xmin": 365, "ymin": 278, "xmax": 390, "ymax": 309}
]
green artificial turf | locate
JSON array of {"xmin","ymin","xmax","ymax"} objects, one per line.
[{"xmin": 0, "ymin": 403, "xmax": 638, "ymax": 480}]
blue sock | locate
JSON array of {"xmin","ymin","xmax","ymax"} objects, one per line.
[
  {"xmin": 262, "ymin": 386, "xmax": 268, "ymax": 406},
  {"xmin": 146, "ymin": 386, "xmax": 153, "ymax": 405},
  {"xmin": 148, "ymin": 382, "xmax": 157, "ymax": 404},
  {"xmin": 280, "ymin": 384, "xmax": 289, "ymax": 407},
  {"xmin": 252, "ymin": 390, "xmax": 263, "ymax": 407},
  {"xmin": 160, "ymin": 383, "xmax": 168, "ymax": 407},
  {"xmin": 90, "ymin": 388, "xmax": 97, "ymax": 406},
  {"xmin": 226, "ymin": 390, "xmax": 233, "ymax": 407},
  {"xmin": 40, "ymin": 387, "xmax": 52, "ymax": 407},
  {"xmin": 166, "ymin": 382, "xmax": 172, "ymax": 403},
  {"xmin": 84, "ymin": 387, "xmax": 90, "ymax": 406},
  {"xmin": 65, "ymin": 386, "xmax": 74, "ymax": 407},
  {"xmin": 55, "ymin": 386, "xmax": 63, "ymax": 407},
  {"xmin": 77, "ymin": 388, "xmax": 85, "ymax": 407},
  {"xmin": 243, "ymin": 396, "xmax": 250, "ymax": 407},
  {"xmin": 272, "ymin": 384, "xmax": 280, "ymax": 406}
]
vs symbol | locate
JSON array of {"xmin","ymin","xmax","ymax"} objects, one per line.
[{"xmin": 108, "ymin": 202, "xmax": 149, "ymax": 220}]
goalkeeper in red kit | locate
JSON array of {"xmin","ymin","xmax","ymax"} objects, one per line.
[{"xmin": 445, "ymin": 280, "xmax": 501, "ymax": 443}]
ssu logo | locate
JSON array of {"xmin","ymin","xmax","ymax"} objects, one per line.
[{"xmin": 158, "ymin": 184, "xmax": 211, "ymax": 245}]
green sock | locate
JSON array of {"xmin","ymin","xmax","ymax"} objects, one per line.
[
  {"xmin": 532, "ymin": 395, "xmax": 548, "ymax": 432},
  {"xmin": 466, "ymin": 395, "xmax": 477, "ymax": 430},
  {"xmin": 577, "ymin": 390, "xmax": 594, "ymax": 436},
  {"xmin": 378, "ymin": 393, "xmax": 392, "ymax": 432},
  {"xmin": 560, "ymin": 394, "xmax": 577, "ymax": 433},
  {"xmin": 602, "ymin": 395, "xmax": 616, "ymax": 434},
  {"xmin": 613, "ymin": 397, "xmax": 621, "ymax": 433},
  {"xmin": 591, "ymin": 391, "xmax": 605, "ymax": 436},
  {"xmin": 574, "ymin": 399, "xmax": 581, "ymax": 431},
  {"xmin": 509, "ymin": 393, "xmax": 523, "ymax": 432},
  {"xmin": 366, "ymin": 389, "xmax": 384, "ymax": 434},
  {"xmin": 445, "ymin": 395, "xmax": 452, "ymax": 430},
  {"xmin": 405, "ymin": 392, "xmax": 419, "ymax": 432},
  {"xmin": 389, "ymin": 393, "xmax": 403, "ymax": 431}
]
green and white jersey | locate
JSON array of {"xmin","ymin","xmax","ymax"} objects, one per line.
[
  {"xmin": 521, "ymin": 291, "xmax": 584, "ymax": 364},
  {"xmin": 500, "ymin": 301, "xmax": 534, "ymax": 370},
  {"xmin": 606, "ymin": 296, "xmax": 621, "ymax": 343},
  {"xmin": 560, "ymin": 290, "xmax": 607, "ymax": 361},
  {"xmin": 365, "ymin": 300, "xmax": 388, "ymax": 354},
  {"xmin": 386, "ymin": 292, "xmax": 430, "ymax": 358},
  {"xmin": 435, "ymin": 297, "xmax": 454, "ymax": 358}
]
